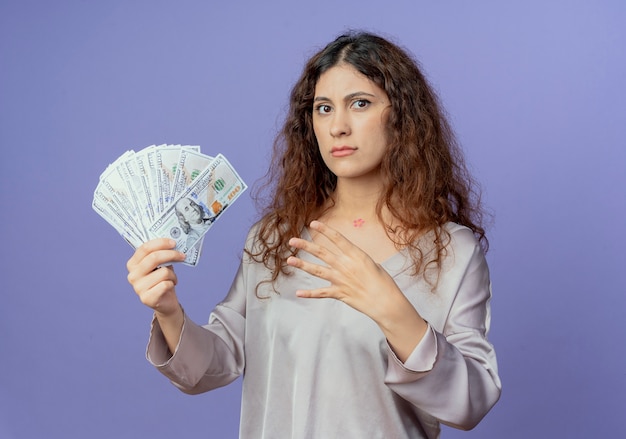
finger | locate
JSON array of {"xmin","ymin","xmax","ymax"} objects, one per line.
[
  {"xmin": 137, "ymin": 278, "xmax": 178, "ymax": 311},
  {"xmin": 127, "ymin": 238, "xmax": 179, "ymax": 270},
  {"xmin": 286, "ymin": 255, "xmax": 333, "ymax": 281},
  {"xmin": 131, "ymin": 263, "xmax": 176, "ymax": 291},
  {"xmin": 131, "ymin": 264, "xmax": 178, "ymax": 297},
  {"xmin": 288, "ymin": 236, "xmax": 337, "ymax": 266},
  {"xmin": 309, "ymin": 220, "xmax": 362, "ymax": 256},
  {"xmin": 127, "ymin": 248, "xmax": 185, "ymax": 285},
  {"xmin": 295, "ymin": 286, "xmax": 337, "ymax": 299}
]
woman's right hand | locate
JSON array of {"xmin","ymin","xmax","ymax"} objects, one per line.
[{"xmin": 127, "ymin": 238, "xmax": 186, "ymax": 323}]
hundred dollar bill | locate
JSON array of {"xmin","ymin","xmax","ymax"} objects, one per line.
[
  {"xmin": 92, "ymin": 188, "xmax": 145, "ymax": 248},
  {"xmin": 156, "ymin": 145, "xmax": 201, "ymax": 210},
  {"xmin": 148, "ymin": 154, "xmax": 246, "ymax": 265},
  {"xmin": 118, "ymin": 150, "xmax": 153, "ymax": 232},
  {"xmin": 169, "ymin": 148, "xmax": 213, "ymax": 263},
  {"xmin": 155, "ymin": 145, "xmax": 180, "ymax": 210},
  {"xmin": 97, "ymin": 155, "xmax": 148, "ymax": 240},
  {"xmin": 133, "ymin": 146, "xmax": 158, "ymax": 223},
  {"xmin": 95, "ymin": 150, "xmax": 145, "ymax": 244},
  {"xmin": 146, "ymin": 146, "xmax": 169, "ymax": 217},
  {"xmin": 171, "ymin": 148, "xmax": 214, "ymax": 202}
]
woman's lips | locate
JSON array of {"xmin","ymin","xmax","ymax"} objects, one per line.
[{"xmin": 331, "ymin": 146, "xmax": 357, "ymax": 157}]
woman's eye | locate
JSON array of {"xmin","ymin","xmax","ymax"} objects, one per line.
[
  {"xmin": 315, "ymin": 104, "xmax": 332, "ymax": 115},
  {"xmin": 352, "ymin": 99, "xmax": 370, "ymax": 109}
]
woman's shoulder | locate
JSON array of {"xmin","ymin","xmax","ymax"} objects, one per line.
[
  {"xmin": 243, "ymin": 218, "xmax": 292, "ymax": 253},
  {"xmin": 443, "ymin": 222, "xmax": 483, "ymax": 255},
  {"xmin": 243, "ymin": 221, "xmax": 263, "ymax": 253},
  {"xmin": 444, "ymin": 221, "xmax": 478, "ymax": 240}
]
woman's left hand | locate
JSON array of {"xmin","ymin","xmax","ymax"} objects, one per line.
[{"xmin": 287, "ymin": 221, "xmax": 427, "ymax": 344}]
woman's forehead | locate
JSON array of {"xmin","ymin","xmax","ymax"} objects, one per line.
[{"xmin": 314, "ymin": 64, "xmax": 384, "ymax": 98}]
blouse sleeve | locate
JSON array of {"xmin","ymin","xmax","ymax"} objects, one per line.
[
  {"xmin": 145, "ymin": 259, "xmax": 248, "ymax": 395},
  {"xmin": 384, "ymin": 227, "xmax": 502, "ymax": 430}
]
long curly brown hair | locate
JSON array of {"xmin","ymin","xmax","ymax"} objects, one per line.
[{"xmin": 249, "ymin": 31, "xmax": 488, "ymax": 290}]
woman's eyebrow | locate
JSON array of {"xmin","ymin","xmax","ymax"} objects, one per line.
[{"xmin": 313, "ymin": 91, "xmax": 377, "ymax": 103}]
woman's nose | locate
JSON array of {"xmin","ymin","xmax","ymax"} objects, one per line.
[{"xmin": 329, "ymin": 110, "xmax": 351, "ymax": 137}]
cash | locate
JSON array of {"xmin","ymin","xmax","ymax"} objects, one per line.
[{"xmin": 93, "ymin": 144, "xmax": 247, "ymax": 266}]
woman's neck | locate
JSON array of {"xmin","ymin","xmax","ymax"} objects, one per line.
[
  {"xmin": 325, "ymin": 176, "xmax": 385, "ymax": 221},
  {"xmin": 315, "ymin": 176, "xmax": 403, "ymax": 262}
]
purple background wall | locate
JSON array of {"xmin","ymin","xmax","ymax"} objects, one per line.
[{"xmin": 1, "ymin": 1, "xmax": 624, "ymax": 438}]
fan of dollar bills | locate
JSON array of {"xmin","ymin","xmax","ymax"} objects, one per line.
[{"xmin": 92, "ymin": 144, "xmax": 247, "ymax": 266}]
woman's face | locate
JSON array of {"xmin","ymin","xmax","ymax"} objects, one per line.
[
  {"xmin": 312, "ymin": 63, "xmax": 390, "ymax": 182},
  {"xmin": 176, "ymin": 198, "xmax": 202, "ymax": 225}
]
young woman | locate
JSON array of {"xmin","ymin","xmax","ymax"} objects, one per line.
[{"xmin": 127, "ymin": 31, "xmax": 501, "ymax": 438}]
